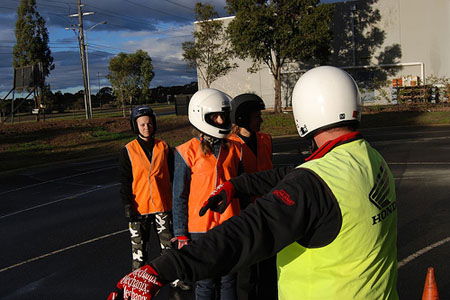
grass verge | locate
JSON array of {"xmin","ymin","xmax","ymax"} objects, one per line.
[{"xmin": 1, "ymin": 110, "xmax": 450, "ymax": 173}]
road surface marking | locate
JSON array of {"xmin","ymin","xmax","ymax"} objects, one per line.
[
  {"xmin": 0, "ymin": 165, "xmax": 116, "ymax": 196},
  {"xmin": 0, "ymin": 229, "xmax": 128, "ymax": 273},
  {"xmin": 398, "ymin": 236, "xmax": 450, "ymax": 268},
  {"xmin": 0, "ymin": 183, "xmax": 120, "ymax": 219}
]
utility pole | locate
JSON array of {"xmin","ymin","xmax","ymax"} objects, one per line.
[
  {"xmin": 97, "ymin": 72, "xmax": 101, "ymax": 108},
  {"xmin": 68, "ymin": 0, "xmax": 94, "ymax": 119}
]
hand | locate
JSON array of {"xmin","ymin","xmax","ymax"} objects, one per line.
[
  {"xmin": 171, "ymin": 236, "xmax": 190, "ymax": 249},
  {"xmin": 108, "ymin": 265, "xmax": 164, "ymax": 300},
  {"xmin": 124, "ymin": 204, "xmax": 140, "ymax": 222},
  {"xmin": 199, "ymin": 181, "xmax": 235, "ymax": 216}
]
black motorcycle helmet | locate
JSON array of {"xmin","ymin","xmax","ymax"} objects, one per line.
[
  {"xmin": 130, "ymin": 105, "xmax": 157, "ymax": 134},
  {"xmin": 230, "ymin": 93, "xmax": 266, "ymax": 128}
]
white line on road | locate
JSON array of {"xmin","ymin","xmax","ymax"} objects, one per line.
[
  {"xmin": 1, "ymin": 232, "xmax": 446, "ymax": 273},
  {"xmin": 398, "ymin": 236, "xmax": 450, "ymax": 269},
  {"xmin": 0, "ymin": 165, "xmax": 117, "ymax": 196},
  {"xmin": 0, "ymin": 183, "xmax": 120, "ymax": 220},
  {"xmin": 0, "ymin": 229, "xmax": 128, "ymax": 273}
]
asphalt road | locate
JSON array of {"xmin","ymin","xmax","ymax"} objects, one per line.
[{"xmin": 0, "ymin": 125, "xmax": 449, "ymax": 299}]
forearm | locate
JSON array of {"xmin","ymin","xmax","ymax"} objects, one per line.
[
  {"xmin": 118, "ymin": 148, "xmax": 133, "ymax": 208},
  {"xmin": 152, "ymin": 173, "xmax": 309, "ymax": 282},
  {"xmin": 172, "ymin": 151, "xmax": 191, "ymax": 237}
]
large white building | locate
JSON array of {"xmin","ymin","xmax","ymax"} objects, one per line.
[{"xmin": 196, "ymin": 0, "xmax": 450, "ymax": 107}]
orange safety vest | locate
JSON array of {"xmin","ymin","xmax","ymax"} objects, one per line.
[
  {"xmin": 228, "ymin": 132, "xmax": 273, "ymax": 173},
  {"xmin": 125, "ymin": 138, "xmax": 172, "ymax": 215},
  {"xmin": 176, "ymin": 138, "xmax": 242, "ymax": 233}
]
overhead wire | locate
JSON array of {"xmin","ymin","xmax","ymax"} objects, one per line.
[
  {"xmin": 123, "ymin": 0, "xmax": 192, "ymax": 22},
  {"xmin": 163, "ymin": 0, "xmax": 194, "ymax": 12}
]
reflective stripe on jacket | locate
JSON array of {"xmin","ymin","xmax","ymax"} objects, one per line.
[
  {"xmin": 277, "ymin": 139, "xmax": 398, "ymax": 300},
  {"xmin": 126, "ymin": 138, "xmax": 172, "ymax": 214},
  {"xmin": 228, "ymin": 132, "xmax": 273, "ymax": 173},
  {"xmin": 176, "ymin": 138, "xmax": 241, "ymax": 233}
]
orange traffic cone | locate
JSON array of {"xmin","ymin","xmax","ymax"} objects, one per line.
[{"xmin": 422, "ymin": 267, "xmax": 439, "ymax": 300}]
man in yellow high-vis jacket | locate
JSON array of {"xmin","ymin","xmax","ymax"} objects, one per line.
[{"xmin": 109, "ymin": 66, "xmax": 398, "ymax": 300}]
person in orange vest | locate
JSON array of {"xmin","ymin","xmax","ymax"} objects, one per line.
[
  {"xmin": 118, "ymin": 106, "xmax": 173, "ymax": 271},
  {"xmin": 227, "ymin": 93, "xmax": 277, "ymax": 300},
  {"xmin": 228, "ymin": 93, "xmax": 273, "ymax": 198},
  {"xmin": 108, "ymin": 66, "xmax": 398, "ymax": 300},
  {"xmin": 171, "ymin": 88, "xmax": 242, "ymax": 300}
]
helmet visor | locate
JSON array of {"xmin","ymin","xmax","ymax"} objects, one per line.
[{"xmin": 205, "ymin": 109, "xmax": 231, "ymax": 130}]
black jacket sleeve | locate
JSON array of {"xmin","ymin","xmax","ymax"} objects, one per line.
[
  {"xmin": 118, "ymin": 147, "xmax": 133, "ymax": 208},
  {"xmin": 151, "ymin": 168, "xmax": 341, "ymax": 282},
  {"xmin": 231, "ymin": 166, "xmax": 295, "ymax": 197}
]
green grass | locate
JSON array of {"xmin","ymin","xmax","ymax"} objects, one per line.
[
  {"xmin": 261, "ymin": 112, "xmax": 297, "ymax": 136},
  {"xmin": 261, "ymin": 110, "xmax": 450, "ymax": 135}
]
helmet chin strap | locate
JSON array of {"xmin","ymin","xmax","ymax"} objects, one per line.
[{"xmin": 139, "ymin": 134, "xmax": 152, "ymax": 140}]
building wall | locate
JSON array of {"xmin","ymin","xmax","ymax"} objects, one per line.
[
  {"xmin": 196, "ymin": 0, "xmax": 450, "ymax": 107},
  {"xmin": 376, "ymin": 0, "xmax": 450, "ymax": 80}
]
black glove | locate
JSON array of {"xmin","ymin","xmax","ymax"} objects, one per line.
[
  {"xmin": 199, "ymin": 181, "xmax": 235, "ymax": 216},
  {"xmin": 124, "ymin": 204, "xmax": 139, "ymax": 222}
]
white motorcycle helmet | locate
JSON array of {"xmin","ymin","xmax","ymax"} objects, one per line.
[
  {"xmin": 188, "ymin": 88, "xmax": 232, "ymax": 139},
  {"xmin": 292, "ymin": 66, "xmax": 362, "ymax": 138}
]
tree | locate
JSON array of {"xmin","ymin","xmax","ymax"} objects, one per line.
[
  {"xmin": 182, "ymin": 3, "xmax": 236, "ymax": 88},
  {"xmin": 13, "ymin": 0, "xmax": 54, "ymax": 119},
  {"xmin": 328, "ymin": 0, "xmax": 402, "ymax": 91},
  {"xmin": 108, "ymin": 50, "xmax": 154, "ymax": 116},
  {"xmin": 226, "ymin": 0, "xmax": 334, "ymax": 113},
  {"xmin": 96, "ymin": 87, "xmax": 115, "ymax": 107}
]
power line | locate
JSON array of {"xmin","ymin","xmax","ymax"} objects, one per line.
[
  {"xmin": 163, "ymin": 0, "xmax": 194, "ymax": 12},
  {"xmin": 123, "ymin": 0, "xmax": 192, "ymax": 22}
]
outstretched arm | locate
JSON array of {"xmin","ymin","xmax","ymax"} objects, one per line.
[
  {"xmin": 109, "ymin": 169, "xmax": 342, "ymax": 300},
  {"xmin": 154, "ymin": 168, "xmax": 339, "ymax": 282}
]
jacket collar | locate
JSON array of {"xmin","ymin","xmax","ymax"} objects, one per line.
[{"xmin": 305, "ymin": 131, "xmax": 362, "ymax": 162}]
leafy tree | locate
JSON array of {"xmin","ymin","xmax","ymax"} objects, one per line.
[
  {"xmin": 96, "ymin": 87, "xmax": 115, "ymax": 107},
  {"xmin": 226, "ymin": 0, "xmax": 334, "ymax": 112},
  {"xmin": 108, "ymin": 50, "xmax": 154, "ymax": 116},
  {"xmin": 13, "ymin": 0, "xmax": 54, "ymax": 86},
  {"xmin": 182, "ymin": 3, "xmax": 236, "ymax": 88}
]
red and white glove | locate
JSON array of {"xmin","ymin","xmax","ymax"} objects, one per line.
[
  {"xmin": 199, "ymin": 181, "xmax": 235, "ymax": 216},
  {"xmin": 107, "ymin": 265, "xmax": 164, "ymax": 300},
  {"xmin": 177, "ymin": 236, "xmax": 190, "ymax": 249}
]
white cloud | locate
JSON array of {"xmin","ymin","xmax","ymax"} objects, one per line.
[{"xmin": 122, "ymin": 24, "xmax": 193, "ymax": 64}]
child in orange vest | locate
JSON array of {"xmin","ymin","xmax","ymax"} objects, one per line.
[
  {"xmin": 118, "ymin": 106, "xmax": 173, "ymax": 271},
  {"xmin": 229, "ymin": 94, "xmax": 277, "ymax": 300},
  {"xmin": 172, "ymin": 89, "xmax": 242, "ymax": 300}
]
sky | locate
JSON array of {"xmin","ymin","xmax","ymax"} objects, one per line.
[{"xmin": 0, "ymin": 0, "xmax": 230, "ymax": 97}]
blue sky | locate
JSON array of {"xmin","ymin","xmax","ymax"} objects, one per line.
[
  {"xmin": 0, "ymin": 0, "xmax": 340, "ymax": 97},
  {"xmin": 0, "ymin": 0, "xmax": 231, "ymax": 97}
]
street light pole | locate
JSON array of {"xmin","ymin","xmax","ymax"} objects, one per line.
[
  {"xmin": 97, "ymin": 72, "xmax": 102, "ymax": 108},
  {"xmin": 85, "ymin": 21, "xmax": 107, "ymax": 118}
]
